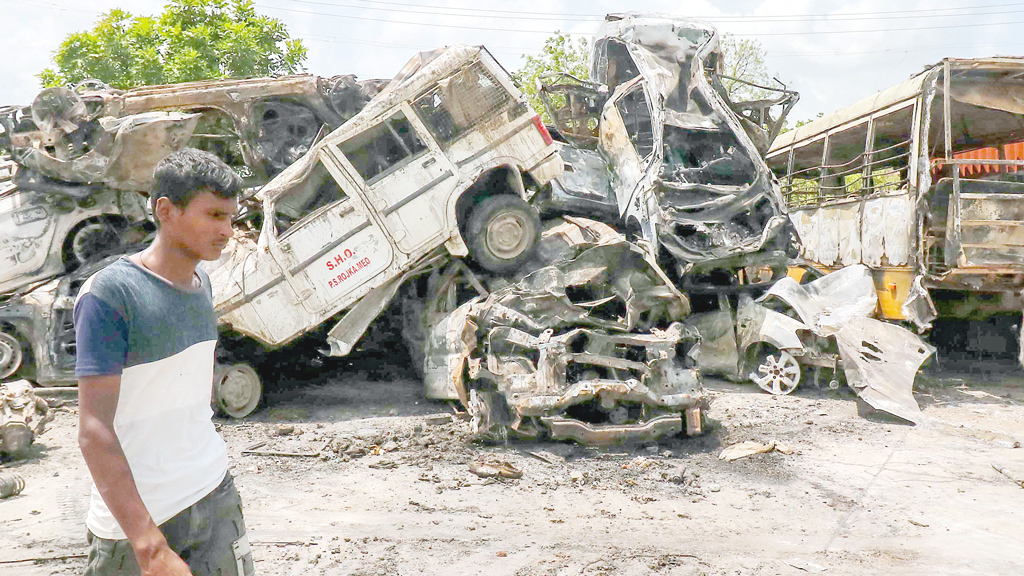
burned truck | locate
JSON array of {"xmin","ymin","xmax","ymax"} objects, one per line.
[
  {"xmin": 535, "ymin": 13, "xmax": 798, "ymax": 284},
  {"xmin": 0, "ymin": 73, "xmax": 384, "ymax": 296}
]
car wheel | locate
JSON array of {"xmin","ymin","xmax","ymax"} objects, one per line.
[
  {"xmin": 69, "ymin": 220, "xmax": 124, "ymax": 267},
  {"xmin": 214, "ymin": 363, "xmax": 262, "ymax": 418},
  {"xmin": 750, "ymin": 343, "xmax": 801, "ymax": 395},
  {"xmin": 464, "ymin": 195, "xmax": 540, "ymax": 274},
  {"xmin": 0, "ymin": 331, "xmax": 23, "ymax": 380}
]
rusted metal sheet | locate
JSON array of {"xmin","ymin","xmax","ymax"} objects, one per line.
[
  {"xmin": 418, "ymin": 217, "xmax": 706, "ymax": 444},
  {"xmin": 833, "ymin": 317, "xmax": 932, "ymax": 424}
]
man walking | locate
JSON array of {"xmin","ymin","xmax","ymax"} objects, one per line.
[{"xmin": 75, "ymin": 148, "xmax": 254, "ymax": 575}]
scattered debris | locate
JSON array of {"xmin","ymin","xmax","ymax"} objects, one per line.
[
  {"xmin": 993, "ymin": 464, "xmax": 1024, "ymax": 489},
  {"xmin": 784, "ymin": 558, "xmax": 827, "ymax": 573},
  {"xmin": 424, "ymin": 414, "xmax": 453, "ymax": 427},
  {"xmin": 0, "ymin": 473, "xmax": 25, "ymax": 498},
  {"xmin": 242, "ymin": 440, "xmax": 328, "ymax": 458},
  {"xmin": 0, "ymin": 380, "xmax": 52, "ymax": 457},
  {"xmin": 959, "ymin": 389, "xmax": 1002, "ymax": 400},
  {"xmin": 719, "ymin": 440, "xmax": 794, "ymax": 461},
  {"xmin": 468, "ymin": 459, "xmax": 522, "ymax": 479},
  {"xmin": 528, "ymin": 450, "xmax": 566, "ymax": 465}
]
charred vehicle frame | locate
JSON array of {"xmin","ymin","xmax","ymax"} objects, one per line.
[{"xmin": 534, "ymin": 13, "xmax": 799, "ymax": 282}]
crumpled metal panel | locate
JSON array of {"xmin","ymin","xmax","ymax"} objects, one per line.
[
  {"xmin": 12, "ymin": 112, "xmax": 199, "ymax": 189},
  {"xmin": 759, "ymin": 264, "xmax": 878, "ymax": 337},
  {"xmin": 738, "ymin": 265, "xmax": 932, "ymax": 422},
  {"xmin": 883, "ymin": 195, "xmax": 913, "ymax": 266},
  {"xmin": 836, "ymin": 203, "xmax": 862, "ymax": 265},
  {"xmin": 735, "ymin": 299, "xmax": 806, "ymax": 356},
  {"xmin": 684, "ymin": 308, "xmax": 740, "ymax": 379},
  {"xmin": 422, "ymin": 217, "xmax": 704, "ymax": 443},
  {"xmin": 861, "ymin": 198, "xmax": 886, "ymax": 267},
  {"xmin": 833, "ymin": 317, "xmax": 933, "ymax": 424},
  {"xmin": 790, "ymin": 209, "xmax": 816, "ymax": 263},
  {"xmin": 815, "ymin": 206, "xmax": 841, "ymax": 267},
  {"xmin": 901, "ymin": 275, "xmax": 938, "ymax": 332}
]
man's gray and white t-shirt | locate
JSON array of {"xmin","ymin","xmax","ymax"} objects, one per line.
[{"xmin": 74, "ymin": 257, "xmax": 228, "ymax": 540}]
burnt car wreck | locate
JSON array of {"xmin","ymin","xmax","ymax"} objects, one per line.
[
  {"xmin": 688, "ymin": 265, "xmax": 934, "ymax": 424},
  {"xmin": 413, "ymin": 217, "xmax": 706, "ymax": 444},
  {"xmin": 535, "ymin": 13, "xmax": 798, "ymax": 277},
  {"xmin": 0, "ymin": 19, "xmax": 951, "ymax": 448},
  {"xmin": 0, "ymin": 72, "xmax": 385, "ymax": 296}
]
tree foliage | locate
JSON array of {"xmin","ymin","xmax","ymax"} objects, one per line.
[
  {"xmin": 511, "ymin": 32, "xmax": 589, "ymax": 123},
  {"xmin": 719, "ymin": 35, "xmax": 778, "ymax": 102},
  {"xmin": 39, "ymin": 0, "xmax": 307, "ymax": 89}
]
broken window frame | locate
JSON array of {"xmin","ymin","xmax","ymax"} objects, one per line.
[
  {"xmin": 271, "ymin": 153, "xmax": 352, "ymax": 240},
  {"xmin": 338, "ymin": 110, "xmax": 428, "ymax": 185},
  {"xmin": 614, "ymin": 78, "xmax": 656, "ymax": 161},
  {"xmin": 774, "ymin": 99, "xmax": 918, "ymax": 210},
  {"xmin": 410, "ymin": 59, "xmax": 513, "ymax": 149}
]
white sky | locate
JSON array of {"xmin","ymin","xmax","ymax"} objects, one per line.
[{"xmin": 1, "ymin": 0, "xmax": 1021, "ymax": 123}]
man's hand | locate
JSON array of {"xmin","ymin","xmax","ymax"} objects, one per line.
[{"xmin": 136, "ymin": 537, "xmax": 193, "ymax": 576}]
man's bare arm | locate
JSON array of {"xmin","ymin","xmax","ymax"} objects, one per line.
[{"xmin": 78, "ymin": 374, "xmax": 192, "ymax": 576}]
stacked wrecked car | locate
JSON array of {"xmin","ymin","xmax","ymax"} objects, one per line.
[{"xmin": 536, "ymin": 13, "xmax": 798, "ymax": 278}]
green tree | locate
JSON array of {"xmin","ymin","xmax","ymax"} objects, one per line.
[
  {"xmin": 39, "ymin": 0, "xmax": 307, "ymax": 89},
  {"xmin": 719, "ymin": 35, "xmax": 778, "ymax": 102},
  {"xmin": 511, "ymin": 32, "xmax": 589, "ymax": 123}
]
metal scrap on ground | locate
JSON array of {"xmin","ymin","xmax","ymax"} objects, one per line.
[
  {"xmin": 0, "ymin": 380, "xmax": 52, "ymax": 457},
  {"xmin": 718, "ymin": 440, "xmax": 795, "ymax": 461}
]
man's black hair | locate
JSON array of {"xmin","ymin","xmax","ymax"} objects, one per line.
[{"xmin": 151, "ymin": 148, "xmax": 241, "ymax": 210}]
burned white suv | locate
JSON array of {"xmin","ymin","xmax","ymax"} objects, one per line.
[{"xmin": 206, "ymin": 45, "xmax": 561, "ymax": 415}]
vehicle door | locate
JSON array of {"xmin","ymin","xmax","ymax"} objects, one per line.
[
  {"xmin": 599, "ymin": 76, "xmax": 658, "ymax": 214},
  {"xmin": 339, "ymin": 107, "xmax": 458, "ymax": 255},
  {"xmin": 0, "ymin": 189, "xmax": 58, "ymax": 291},
  {"xmin": 268, "ymin": 151, "xmax": 395, "ymax": 316}
]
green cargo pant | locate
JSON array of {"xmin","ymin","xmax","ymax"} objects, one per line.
[{"xmin": 83, "ymin": 472, "xmax": 254, "ymax": 576}]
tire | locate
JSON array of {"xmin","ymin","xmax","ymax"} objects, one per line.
[
  {"xmin": 0, "ymin": 331, "xmax": 24, "ymax": 380},
  {"xmin": 214, "ymin": 363, "xmax": 262, "ymax": 418},
  {"xmin": 67, "ymin": 219, "xmax": 125, "ymax": 269},
  {"xmin": 463, "ymin": 195, "xmax": 541, "ymax": 274}
]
